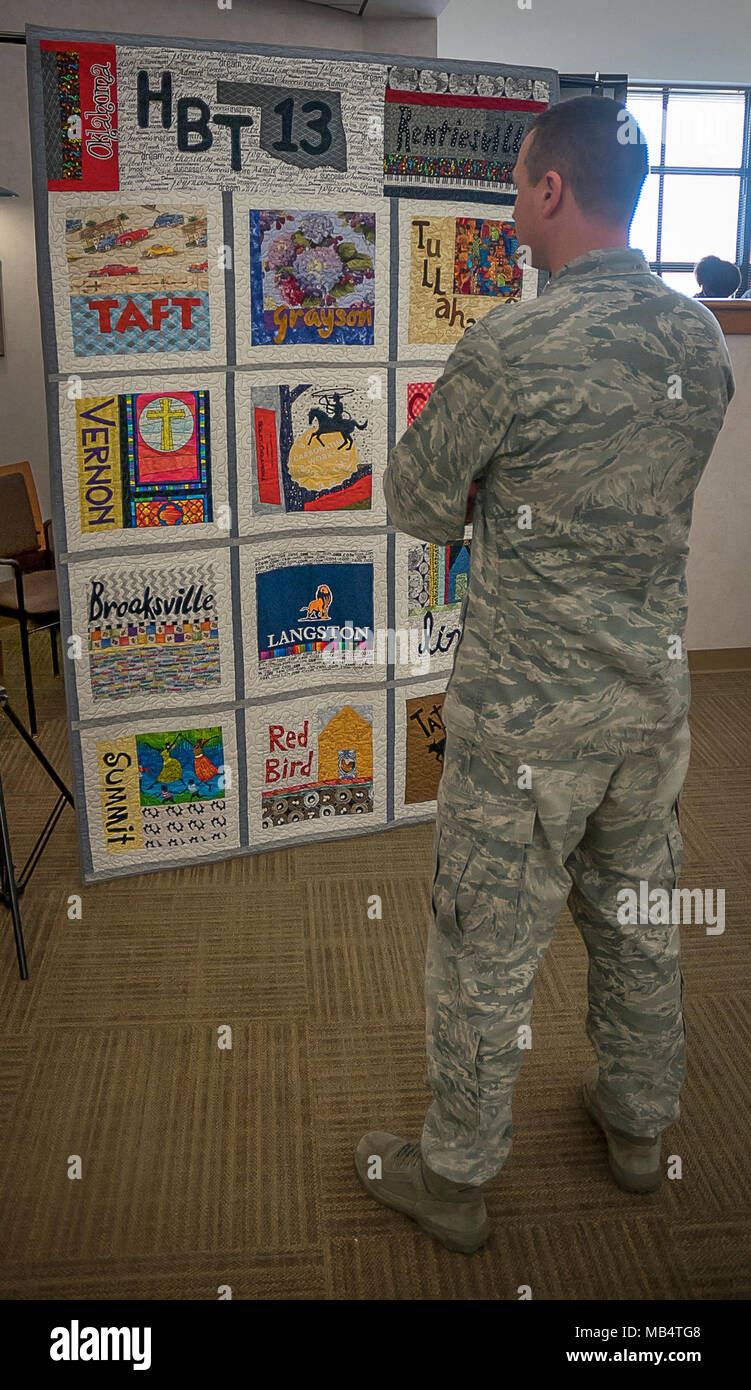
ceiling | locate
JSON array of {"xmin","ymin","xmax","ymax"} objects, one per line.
[{"xmin": 301, "ymin": 1, "xmax": 453, "ymax": 17}]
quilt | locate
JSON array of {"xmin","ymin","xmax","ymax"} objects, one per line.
[{"xmin": 27, "ymin": 25, "xmax": 558, "ymax": 881}]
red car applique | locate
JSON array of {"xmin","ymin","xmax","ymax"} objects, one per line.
[{"xmin": 114, "ymin": 228, "xmax": 149, "ymax": 247}]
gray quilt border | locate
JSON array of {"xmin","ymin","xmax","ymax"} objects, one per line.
[{"xmin": 26, "ymin": 25, "xmax": 559, "ymax": 87}]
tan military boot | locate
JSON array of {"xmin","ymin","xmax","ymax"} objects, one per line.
[
  {"xmin": 582, "ymin": 1064, "xmax": 662, "ymax": 1193},
  {"xmin": 354, "ymin": 1132, "xmax": 489, "ymax": 1253}
]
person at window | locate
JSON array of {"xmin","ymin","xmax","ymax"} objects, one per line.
[
  {"xmin": 357, "ymin": 96, "xmax": 735, "ymax": 1255},
  {"xmin": 694, "ymin": 255, "xmax": 742, "ymax": 298}
]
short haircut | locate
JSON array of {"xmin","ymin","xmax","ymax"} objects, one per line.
[
  {"xmin": 694, "ymin": 255, "xmax": 742, "ymax": 297},
  {"xmin": 523, "ymin": 95, "xmax": 649, "ymax": 224}
]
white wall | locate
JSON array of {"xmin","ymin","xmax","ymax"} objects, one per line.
[
  {"xmin": 439, "ymin": 0, "xmax": 751, "ymax": 85},
  {"xmin": 0, "ymin": 0, "xmax": 436, "ymax": 519},
  {"xmin": 686, "ymin": 336, "xmax": 751, "ymax": 649}
]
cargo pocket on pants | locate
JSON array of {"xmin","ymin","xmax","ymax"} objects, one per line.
[
  {"xmin": 453, "ymin": 790, "xmax": 536, "ymax": 943},
  {"xmin": 430, "ymin": 823, "xmax": 474, "ymax": 946},
  {"xmin": 455, "ymin": 836, "xmax": 532, "ymax": 955},
  {"xmin": 453, "ymin": 810, "xmax": 536, "ymax": 1024}
]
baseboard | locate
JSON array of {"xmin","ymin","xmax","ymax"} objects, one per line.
[{"xmin": 689, "ymin": 647, "xmax": 751, "ymax": 673}]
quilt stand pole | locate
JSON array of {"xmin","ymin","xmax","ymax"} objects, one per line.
[{"xmin": 0, "ymin": 686, "xmax": 74, "ymax": 980}]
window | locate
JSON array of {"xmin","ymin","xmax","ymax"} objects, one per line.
[{"xmin": 626, "ymin": 85, "xmax": 751, "ymax": 297}]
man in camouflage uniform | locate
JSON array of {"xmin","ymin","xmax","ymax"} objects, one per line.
[{"xmin": 355, "ymin": 96, "xmax": 735, "ymax": 1254}]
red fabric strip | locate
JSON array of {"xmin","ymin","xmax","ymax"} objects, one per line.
[
  {"xmin": 385, "ymin": 88, "xmax": 547, "ymax": 114},
  {"xmin": 254, "ymin": 408, "xmax": 282, "ymax": 504},
  {"xmin": 43, "ymin": 40, "xmax": 119, "ymax": 191}
]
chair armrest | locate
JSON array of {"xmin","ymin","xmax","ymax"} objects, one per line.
[{"xmin": 43, "ymin": 519, "xmax": 55, "ymax": 568}]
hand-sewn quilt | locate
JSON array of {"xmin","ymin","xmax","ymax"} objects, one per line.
[{"xmin": 27, "ymin": 25, "xmax": 558, "ymax": 880}]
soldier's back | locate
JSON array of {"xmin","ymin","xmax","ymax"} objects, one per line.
[{"xmin": 442, "ymin": 246, "xmax": 736, "ymax": 757}]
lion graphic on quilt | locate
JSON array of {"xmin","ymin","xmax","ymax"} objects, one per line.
[{"xmin": 299, "ymin": 584, "xmax": 333, "ymax": 619}]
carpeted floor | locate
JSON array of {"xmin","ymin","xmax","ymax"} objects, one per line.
[{"xmin": 0, "ymin": 625, "xmax": 749, "ymax": 1300}]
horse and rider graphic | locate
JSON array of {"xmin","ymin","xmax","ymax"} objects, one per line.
[{"xmin": 307, "ymin": 391, "xmax": 368, "ymax": 451}]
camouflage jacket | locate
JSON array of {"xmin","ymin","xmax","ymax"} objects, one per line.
[{"xmin": 384, "ymin": 247, "xmax": 736, "ymax": 755}]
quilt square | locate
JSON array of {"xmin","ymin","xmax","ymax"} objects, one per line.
[
  {"xmin": 80, "ymin": 712, "xmax": 240, "ymax": 876},
  {"xmin": 240, "ymin": 534, "xmax": 388, "ymax": 699},
  {"xmin": 49, "ymin": 192, "xmax": 226, "ymax": 371},
  {"xmin": 382, "ymin": 61, "xmax": 554, "ymax": 196},
  {"xmin": 67, "ymin": 546, "xmax": 236, "ymax": 719},
  {"xmin": 250, "ymin": 208, "xmax": 376, "ymax": 348},
  {"xmin": 394, "ymin": 528, "xmax": 471, "ymax": 679},
  {"xmin": 235, "ymin": 368, "xmax": 388, "ymax": 534},
  {"xmin": 40, "ymin": 40, "xmax": 119, "ymax": 191},
  {"xmin": 112, "ymin": 44, "xmax": 387, "ymax": 197},
  {"xmin": 396, "ymin": 197, "xmax": 538, "ymax": 360},
  {"xmin": 233, "ymin": 195, "xmax": 390, "ymax": 365},
  {"xmin": 392, "ymin": 680, "xmax": 449, "ymax": 821},
  {"xmin": 58, "ymin": 372, "xmax": 229, "ymax": 553},
  {"xmin": 246, "ymin": 689, "xmax": 387, "ymax": 845}
]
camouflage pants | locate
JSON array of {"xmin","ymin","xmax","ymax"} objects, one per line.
[{"xmin": 422, "ymin": 718, "xmax": 691, "ymax": 1185}]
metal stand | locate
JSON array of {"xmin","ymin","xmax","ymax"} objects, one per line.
[{"xmin": 0, "ymin": 686, "xmax": 73, "ymax": 979}]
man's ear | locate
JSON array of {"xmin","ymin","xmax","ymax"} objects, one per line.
[{"xmin": 542, "ymin": 171, "xmax": 563, "ymax": 216}]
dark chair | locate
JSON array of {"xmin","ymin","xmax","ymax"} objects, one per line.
[{"xmin": 0, "ymin": 462, "xmax": 61, "ymax": 736}]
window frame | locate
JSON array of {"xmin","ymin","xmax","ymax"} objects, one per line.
[{"xmin": 627, "ymin": 82, "xmax": 751, "ymax": 296}]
